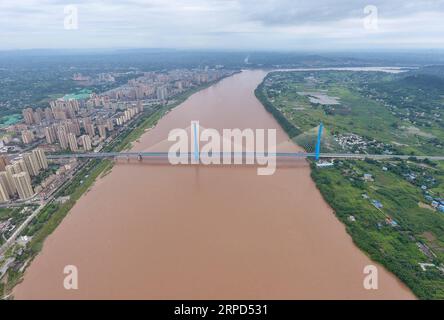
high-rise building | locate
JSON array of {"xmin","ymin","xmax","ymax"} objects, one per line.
[
  {"xmin": 5, "ymin": 165, "xmax": 17, "ymax": 195},
  {"xmin": 0, "ymin": 155, "xmax": 9, "ymax": 171},
  {"xmin": 0, "ymin": 180, "xmax": 9, "ymax": 203},
  {"xmin": 44, "ymin": 107, "xmax": 54, "ymax": 121},
  {"xmin": 21, "ymin": 130, "xmax": 35, "ymax": 144},
  {"xmin": 98, "ymin": 125, "xmax": 107, "ymax": 139},
  {"xmin": 82, "ymin": 117, "xmax": 92, "ymax": 127},
  {"xmin": 13, "ymin": 172, "xmax": 34, "ymax": 200},
  {"xmin": 53, "ymin": 108, "xmax": 67, "ymax": 121},
  {"xmin": 44, "ymin": 126, "xmax": 57, "ymax": 144},
  {"xmin": 137, "ymin": 101, "xmax": 144, "ymax": 113},
  {"xmin": 156, "ymin": 86, "xmax": 168, "ymax": 100},
  {"xmin": 13, "ymin": 159, "xmax": 29, "ymax": 177},
  {"xmin": 65, "ymin": 120, "xmax": 81, "ymax": 136},
  {"xmin": 57, "ymin": 126, "xmax": 69, "ymax": 149},
  {"xmin": 23, "ymin": 153, "xmax": 40, "ymax": 176},
  {"xmin": 72, "ymin": 119, "xmax": 81, "ymax": 136},
  {"xmin": 22, "ymin": 108, "xmax": 34, "ymax": 125},
  {"xmin": 68, "ymin": 133, "xmax": 78, "ymax": 152},
  {"xmin": 85, "ymin": 123, "xmax": 95, "ymax": 138},
  {"xmin": 124, "ymin": 110, "xmax": 131, "ymax": 121},
  {"xmin": 80, "ymin": 135, "xmax": 92, "ymax": 151},
  {"xmin": 106, "ymin": 119, "xmax": 114, "ymax": 131},
  {"xmin": 33, "ymin": 109, "xmax": 42, "ymax": 124},
  {"xmin": 32, "ymin": 148, "xmax": 48, "ymax": 170},
  {"xmin": 0, "ymin": 171, "xmax": 14, "ymax": 198}
]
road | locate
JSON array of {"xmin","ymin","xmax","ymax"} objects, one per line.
[
  {"xmin": 0, "ymin": 160, "xmax": 89, "ymax": 256},
  {"xmin": 0, "ymin": 202, "xmax": 46, "ymax": 256},
  {"xmin": 47, "ymin": 151, "xmax": 444, "ymax": 161}
]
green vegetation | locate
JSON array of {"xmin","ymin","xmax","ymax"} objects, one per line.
[
  {"xmin": 311, "ymin": 160, "xmax": 444, "ymax": 299},
  {"xmin": 0, "ymin": 62, "xmax": 140, "ymax": 116},
  {"xmin": 0, "ymin": 207, "xmax": 33, "ymax": 246},
  {"xmin": 255, "ymin": 81, "xmax": 301, "ymax": 138},
  {"xmin": 0, "ymin": 207, "xmax": 17, "ymax": 221},
  {"xmin": 0, "ymin": 114, "xmax": 22, "ymax": 128},
  {"xmin": 259, "ymin": 71, "xmax": 443, "ymax": 155},
  {"xmin": 256, "ymin": 70, "xmax": 444, "ymax": 299},
  {"xmin": 24, "ymin": 160, "xmax": 112, "ymax": 254},
  {"xmin": 0, "ymin": 160, "xmax": 112, "ymax": 297},
  {"xmin": 114, "ymin": 107, "xmax": 168, "ymax": 151},
  {"xmin": 31, "ymin": 164, "xmax": 58, "ymax": 186}
]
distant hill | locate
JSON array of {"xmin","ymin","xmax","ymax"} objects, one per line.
[
  {"xmin": 368, "ymin": 69, "xmax": 444, "ymax": 112},
  {"xmin": 406, "ymin": 65, "xmax": 444, "ymax": 79},
  {"xmin": 399, "ymin": 74, "xmax": 444, "ymax": 90}
]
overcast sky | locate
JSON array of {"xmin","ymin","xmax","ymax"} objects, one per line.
[{"xmin": 1, "ymin": 0, "xmax": 443, "ymax": 50}]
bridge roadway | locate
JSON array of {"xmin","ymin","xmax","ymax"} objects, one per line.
[{"xmin": 47, "ymin": 152, "xmax": 444, "ymax": 161}]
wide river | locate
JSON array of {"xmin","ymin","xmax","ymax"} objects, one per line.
[{"xmin": 15, "ymin": 70, "xmax": 414, "ymax": 299}]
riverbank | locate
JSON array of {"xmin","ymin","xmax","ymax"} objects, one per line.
[
  {"xmin": 0, "ymin": 75, "xmax": 234, "ymax": 299},
  {"xmin": 255, "ymin": 70, "xmax": 443, "ymax": 299},
  {"xmin": 13, "ymin": 70, "xmax": 413, "ymax": 299}
]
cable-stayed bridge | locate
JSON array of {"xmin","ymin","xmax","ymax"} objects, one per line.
[
  {"xmin": 47, "ymin": 152, "xmax": 444, "ymax": 161},
  {"xmin": 47, "ymin": 123, "xmax": 444, "ymax": 162}
]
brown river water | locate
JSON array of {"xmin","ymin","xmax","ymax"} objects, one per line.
[{"xmin": 14, "ymin": 70, "xmax": 414, "ymax": 299}]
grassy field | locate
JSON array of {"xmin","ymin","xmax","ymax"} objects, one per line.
[
  {"xmin": 265, "ymin": 71, "xmax": 443, "ymax": 155},
  {"xmin": 257, "ymin": 71, "xmax": 444, "ymax": 299}
]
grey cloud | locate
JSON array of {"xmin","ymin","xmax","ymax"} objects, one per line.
[
  {"xmin": 237, "ymin": 0, "xmax": 444, "ymax": 25},
  {"xmin": 0, "ymin": 0, "xmax": 443, "ymax": 50}
]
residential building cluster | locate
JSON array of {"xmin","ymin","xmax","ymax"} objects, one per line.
[
  {"xmin": 103, "ymin": 68, "xmax": 231, "ymax": 102},
  {"xmin": 0, "ymin": 67, "xmax": 236, "ymax": 205},
  {"xmin": 0, "ymin": 149, "xmax": 48, "ymax": 203},
  {"xmin": 6, "ymin": 68, "xmax": 233, "ymax": 154},
  {"xmin": 16, "ymin": 95, "xmax": 143, "ymax": 153},
  {"xmin": 334, "ymin": 133, "xmax": 395, "ymax": 154},
  {"xmin": 424, "ymin": 195, "xmax": 444, "ymax": 213},
  {"xmin": 72, "ymin": 72, "xmax": 116, "ymax": 85}
]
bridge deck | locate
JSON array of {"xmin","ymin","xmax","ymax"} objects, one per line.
[{"xmin": 47, "ymin": 152, "xmax": 444, "ymax": 161}]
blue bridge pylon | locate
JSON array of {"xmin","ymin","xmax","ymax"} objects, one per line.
[{"xmin": 315, "ymin": 122, "xmax": 323, "ymax": 161}]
